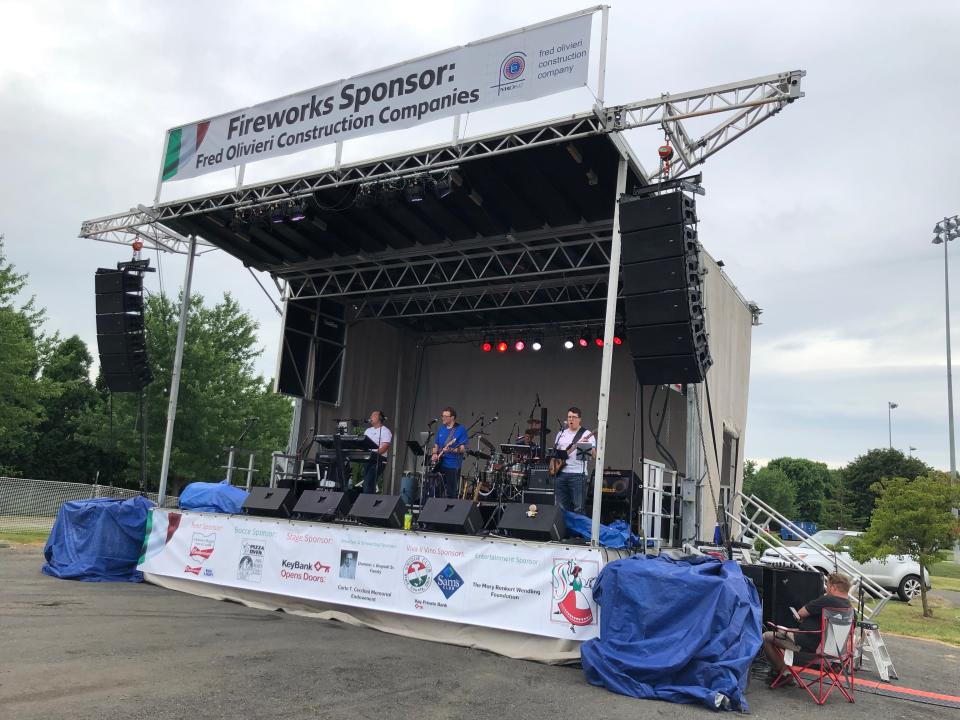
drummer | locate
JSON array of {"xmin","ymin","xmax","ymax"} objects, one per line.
[{"xmin": 518, "ymin": 429, "xmax": 542, "ymax": 461}]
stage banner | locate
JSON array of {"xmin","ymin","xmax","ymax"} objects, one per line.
[
  {"xmin": 161, "ymin": 11, "xmax": 593, "ymax": 182},
  {"xmin": 138, "ymin": 509, "xmax": 603, "ymax": 640}
]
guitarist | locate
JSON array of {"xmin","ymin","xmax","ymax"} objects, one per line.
[
  {"xmin": 552, "ymin": 407, "xmax": 596, "ymax": 515},
  {"xmin": 431, "ymin": 407, "xmax": 469, "ymax": 499}
]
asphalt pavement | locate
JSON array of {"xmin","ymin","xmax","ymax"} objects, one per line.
[{"xmin": 1, "ymin": 545, "xmax": 956, "ymax": 720}]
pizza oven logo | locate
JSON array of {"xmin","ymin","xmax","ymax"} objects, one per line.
[
  {"xmin": 184, "ymin": 532, "xmax": 216, "ymax": 575},
  {"xmin": 402, "ymin": 555, "xmax": 433, "ymax": 594},
  {"xmin": 493, "ymin": 51, "xmax": 526, "ymax": 95},
  {"xmin": 433, "ymin": 563, "xmax": 464, "ymax": 600}
]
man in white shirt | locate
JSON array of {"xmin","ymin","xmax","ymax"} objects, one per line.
[
  {"xmin": 553, "ymin": 407, "xmax": 596, "ymax": 514},
  {"xmin": 362, "ymin": 410, "xmax": 392, "ymax": 494}
]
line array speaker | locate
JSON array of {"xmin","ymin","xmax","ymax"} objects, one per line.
[
  {"xmin": 619, "ymin": 191, "xmax": 712, "ymax": 385},
  {"xmin": 95, "ymin": 268, "xmax": 153, "ymax": 393}
]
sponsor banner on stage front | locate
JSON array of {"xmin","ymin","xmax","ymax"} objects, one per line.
[
  {"xmin": 161, "ymin": 11, "xmax": 593, "ymax": 182},
  {"xmin": 138, "ymin": 509, "xmax": 603, "ymax": 640}
]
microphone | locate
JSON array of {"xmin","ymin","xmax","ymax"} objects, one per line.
[
  {"xmin": 492, "ymin": 413, "xmax": 499, "ymax": 422},
  {"xmin": 428, "ymin": 418, "xmax": 438, "ymax": 427}
]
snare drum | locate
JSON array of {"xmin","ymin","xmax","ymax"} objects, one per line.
[{"xmin": 507, "ymin": 462, "xmax": 527, "ymax": 487}]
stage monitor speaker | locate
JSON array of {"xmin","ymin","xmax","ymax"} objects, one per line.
[
  {"xmin": 418, "ymin": 498, "xmax": 482, "ymax": 535},
  {"xmin": 622, "ymin": 224, "xmax": 698, "ymax": 264},
  {"xmin": 621, "ymin": 256, "xmax": 702, "ymax": 296},
  {"xmin": 620, "ymin": 191, "xmax": 697, "ymax": 232},
  {"xmin": 764, "ymin": 567, "xmax": 824, "ymax": 627},
  {"xmin": 293, "ymin": 489, "xmax": 350, "ymax": 519},
  {"xmin": 521, "ymin": 490, "xmax": 556, "ymax": 506},
  {"xmin": 498, "ymin": 502, "xmax": 566, "ymax": 541},
  {"xmin": 626, "ymin": 322, "xmax": 706, "ymax": 358},
  {"xmin": 243, "ymin": 486, "xmax": 295, "ymax": 518},
  {"xmin": 348, "ymin": 493, "xmax": 405, "ymax": 529}
]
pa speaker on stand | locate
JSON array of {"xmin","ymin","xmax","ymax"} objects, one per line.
[{"xmin": 619, "ymin": 189, "xmax": 712, "ymax": 386}]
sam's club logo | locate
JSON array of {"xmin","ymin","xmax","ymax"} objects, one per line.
[
  {"xmin": 434, "ymin": 563, "xmax": 464, "ymax": 599},
  {"xmin": 493, "ymin": 52, "xmax": 526, "ymax": 95}
]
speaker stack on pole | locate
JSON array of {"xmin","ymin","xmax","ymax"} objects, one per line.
[
  {"xmin": 95, "ymin": 267, "xmax": 153, "ymax": 392},
  {"xmin": 619, "ymin": 190, "xmax": 712, "ymax": 385}
]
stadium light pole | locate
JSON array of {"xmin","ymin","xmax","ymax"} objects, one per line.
[
  {"xmin": 932, "ymin": 214, "xmax": 960, "ymax": 562},
  {"xmin": 887, "ymin": 402, "xmax": 898, "ymax": 449}
]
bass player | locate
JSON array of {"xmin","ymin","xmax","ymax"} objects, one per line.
[
  {"xmin": 431, "ymin": 406, "xmax": 469, "ymax": 499},
  {"xmin": 551, "ymin": 407, "xmax": 596, "ymax": 515}
]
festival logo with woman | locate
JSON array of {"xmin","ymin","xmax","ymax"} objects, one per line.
[{"xmin": 550, "ymin": 559, "xmax": 597, "ymax": 630}]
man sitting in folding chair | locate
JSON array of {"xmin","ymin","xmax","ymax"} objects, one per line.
[{"xmin": 761, "ymin": 572, "xmax": 857, "ymax": 704}]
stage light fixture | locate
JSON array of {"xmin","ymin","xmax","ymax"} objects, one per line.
[
  {"xmin": 594, "ymin": 336, "xmax": 604, "ymax": 347},
  {"xmin": 613, "ymin": 333, "xmax": 623, "ymax": 345},
  {"xmin": 531, "ymin": 339, "xmax": 542, "ymax": 351},
  {"xmin": 496, "ymin": 340, "xmax": 508, "ymax": 353},
  {"xmin": 481, "ymin": 339, "xmax": 492, "ymax": 352},
  {"xmin": 578, "ymin": 332, "xmax": 590, "ymax": 348},
  {"xmin": 563, "ymin": 338, "xmax": 575, "ymax": 350},
  {"xmin": 433, "ymin": 175, "xmax": 454, "ymax": 198},
  {"xmin": 288, "ymin": 201, "xmax": 307, "ymax": 222},
  {"xmin": 404, "ymin": 178, "xmax": 425, "ymax": 203},
  {"xmin": 514, "ymin": 340, "xmax": 525, "ymax": 352},
  {"xmin": 269, "ymin": 205, "xmax": 285, "ymax": 224}
]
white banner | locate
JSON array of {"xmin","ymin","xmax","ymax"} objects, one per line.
[
  {"xmin": 161, "ymin": 11, "xmax": 593, "ymax": 182},
  {"xmin": 138, "ymin": 509, "xmax": 603, "ymax": 640}
]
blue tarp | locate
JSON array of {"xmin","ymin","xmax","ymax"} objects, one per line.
[
  {"xmin": 178, "ymin": 480, "xmax": 248, "ymax": 514},
  {"xmin": 42, "ymin": 496, "xmax": 154, "ymax": 582},
  {"xmin": 581, "ymin": 555, "xmax": 762, "ymax": 711},
  {"xmin": 563, "ymin": 511, "xmax": 639, "ymax": 549}
]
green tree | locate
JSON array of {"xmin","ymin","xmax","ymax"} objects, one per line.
[
  {"xmin": 0, "ymin": 235, "xmax": 49, "ymax": 474},
  {"xmin": 850, "ymin": 473, "xmax": 960, "ymax": 617},
  {"xmin": 88, "ymin": 292, "xmax": 292, "ymax": 492},
  {"xmin": 743, "ymin": 459, "xmax": 758, "ymax": 487},
  {"xmin": 844, "ymin": 449, "xmax": 929, "ymax": 527},
  {"xmin": 820, "ymin": 468, "xmax": 858, "ymax": 530},
  {"xmin": 743, "ymin": 465, "xmax": 796, "ymax": 518},
  {"xmin": 767, "ymin": 456, "xmax": 831, "ymax": 523}
]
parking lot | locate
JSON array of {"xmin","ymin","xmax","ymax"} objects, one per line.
[{"xmin": 1, "ymin": 545, "xmax": 957, "ymax": 720}]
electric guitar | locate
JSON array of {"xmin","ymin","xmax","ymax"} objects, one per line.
[
  {"xmin": 548, "ymin": 429, "xmax": 593, "ymax": 477},
  {"xmin": 430, "ymin": 428, "xmax": 465, "ymax": 473}
]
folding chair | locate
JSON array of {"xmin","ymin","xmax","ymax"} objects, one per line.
[{"xmin": 768, "ymin": 607, "xmax": 856, "ymax": 704}]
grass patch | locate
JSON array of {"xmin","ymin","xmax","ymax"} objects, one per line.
[
  {"xmin": 875, "ymin": 595, "xmax": 960, "ymax": 646},
  {"xmin": 0, "ymin": 530, "xmax": 50, "ymax": 546},
  {"xmin": 931, "ymin": 560, "xmax": 960, "ymax": 580}
]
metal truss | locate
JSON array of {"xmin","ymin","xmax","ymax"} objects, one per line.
[
  {"xmin": 78, "ymin": 69, "xmax": 805, "ymax": 254},
  {"xmin": 283, "ymin": 221, "xmax": 613, "ymax": 299},
  {"xmin": 421, "ymin": 319, "xmax": 617, "ymax": 346},
  {"xmin": 346, "ymin": 273, "xmax": 611, "ymax": 321},
  {"xmin": 604, "ymin": 70, "xmax": 805, "ymax": 181}
]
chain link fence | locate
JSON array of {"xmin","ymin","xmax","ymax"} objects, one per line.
[{"xmin": 0, "ymin": 477, "xmax": 178, "ymax": 535}]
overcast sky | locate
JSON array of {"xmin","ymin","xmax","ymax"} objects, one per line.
[{"xmin": 2, "ymin": 1, "xmax": 959, "ymax": 470}]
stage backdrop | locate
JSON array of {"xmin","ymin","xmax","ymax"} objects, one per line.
[{"xmin": 139, "ymin": 510, "xmax": 604, "ymax": 640}]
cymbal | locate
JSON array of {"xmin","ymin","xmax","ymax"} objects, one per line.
[
  {"xmin": 479, "ymin": 437, "xmax": 495, "ymax": 452},
  {"xmin": 468, "ymin": 449, "xmax": 492, "ymax": 461}
]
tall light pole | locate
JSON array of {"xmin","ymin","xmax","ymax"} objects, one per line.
[
  {"xmin": 888, "ymin": 402, "xmax": 898, "ymax": 449},
  {"xmin": 909, "ymin": 445, "xmax": 917, "ymax": 458},
  {"xmin": 933, "ymin": 214, "xmax": 959, "ymax": 562}
]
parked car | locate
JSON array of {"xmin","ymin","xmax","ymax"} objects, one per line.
[{"xmin": 759, "ymin": 529, "xmax": 931, "ymax": 601}]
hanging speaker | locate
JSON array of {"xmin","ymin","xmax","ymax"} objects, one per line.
[{"xmin": 95, "ymin": 268, "xmax": 152, "ymax": 393}]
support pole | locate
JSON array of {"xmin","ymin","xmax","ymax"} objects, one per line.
[
  {"xmin": 591, "ymin": 156, "xmax": 628, "ymax": 545},
  {"xmin": 157, "ymin": 235, "xmax": 197, "ymax": 505},
  {"xmin": 943, "ymin": 222, "xmax": 960, "ymax": 562},
  {"xmin": 596, "ymin": 5, "xmax": 609, "ymax": 105}
]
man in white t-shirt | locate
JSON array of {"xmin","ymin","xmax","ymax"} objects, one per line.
[
  {"xmin": 553, "ymin": 406, "xmax": 596, "ymax": 515},
  {"xmin": 362, "ymin": 410, "xmax": 392, "ymax": 494}
]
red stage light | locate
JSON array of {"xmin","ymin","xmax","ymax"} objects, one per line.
[
  {"xmin": 496, "ymin": 341, "xmax": 508, "ymax": 353},
  {"xmin": 578, "ymin": 337, "xmax": 589, "ymax": 348},
  {"xmin": 594, "ymin": 337, "xmax": 604, "ymax": 347},
  {"xmin": 481, "ymin": 341, "xmax": 492, "ymax": 352},
  {"xmin": 514, "ymin": 340, "xmax": 525, "ymax": 351},
  {"xmin": 613, "ymin": 335, "xmax": 623, "ymax": 345}
]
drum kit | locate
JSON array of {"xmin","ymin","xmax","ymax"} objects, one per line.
[{"xmin": 460, "ymin": 417, "xmax": 542, "ymax": 504}]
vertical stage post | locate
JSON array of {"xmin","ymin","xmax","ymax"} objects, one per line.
[
  {"xmin": 157, "ymin": 234, "xmax": 198, "ymax": 505},
  {"xmin": 596, "ymin": 5, "xmax": 609, "ymax": 105},
  {"xmin": 591, "ymin": 157, "xmax": 628, "ymax": 544}
]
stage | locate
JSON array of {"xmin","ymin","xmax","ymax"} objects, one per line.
[{"xmin": 138, "ymin": 508, "xmax": 622, "ymax": 663}]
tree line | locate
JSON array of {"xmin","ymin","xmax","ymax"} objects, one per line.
[{"xmin": 0, "ymin": 237, "xmax": 292, "ymax": 493}]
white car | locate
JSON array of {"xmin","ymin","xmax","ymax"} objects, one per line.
[{"xmin": 760, "ymin": 529, "xmax": 931, "ymax": 601}]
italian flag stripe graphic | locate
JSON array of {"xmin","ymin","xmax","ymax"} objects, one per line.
[{"xmin": 162, "ymin": 122, "xmax": 210, "ymax": 181}]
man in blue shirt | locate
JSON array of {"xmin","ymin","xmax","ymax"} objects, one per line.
[{"xmin": 431, "ymin": 406, "xmax": 469, "ymax": 498}]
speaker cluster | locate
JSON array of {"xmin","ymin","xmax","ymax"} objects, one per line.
[
  {"xmin": 619, "ymin": 191, "xmax": 712, "ymax": 385},
  {"xmin": 95, "ymin": 268, "xmax": 153, "ymax": 393}
]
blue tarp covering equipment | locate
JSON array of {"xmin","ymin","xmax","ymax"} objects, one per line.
[
  {"xmin": 42, "ymin": 496, "xmax": 154, "ymax": 582},
  {"xmin": 178, "ymin": 480, "xmax": 248, "ymax": 514},
  {"xmin": 563, "ymin": 511, "xmax": 640, "ymax": 549},
  {"xmin": 581, "ymin": 554, "xmax": 762, "ymax": 711}
]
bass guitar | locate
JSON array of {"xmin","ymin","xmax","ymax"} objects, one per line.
[
  {"xmin": 431, "ymin": 431, "xmax": 466, "ymax": 473},
  {"xmin": 548, "ymin": 429, "xmax": 593, "ymax": 477}
]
